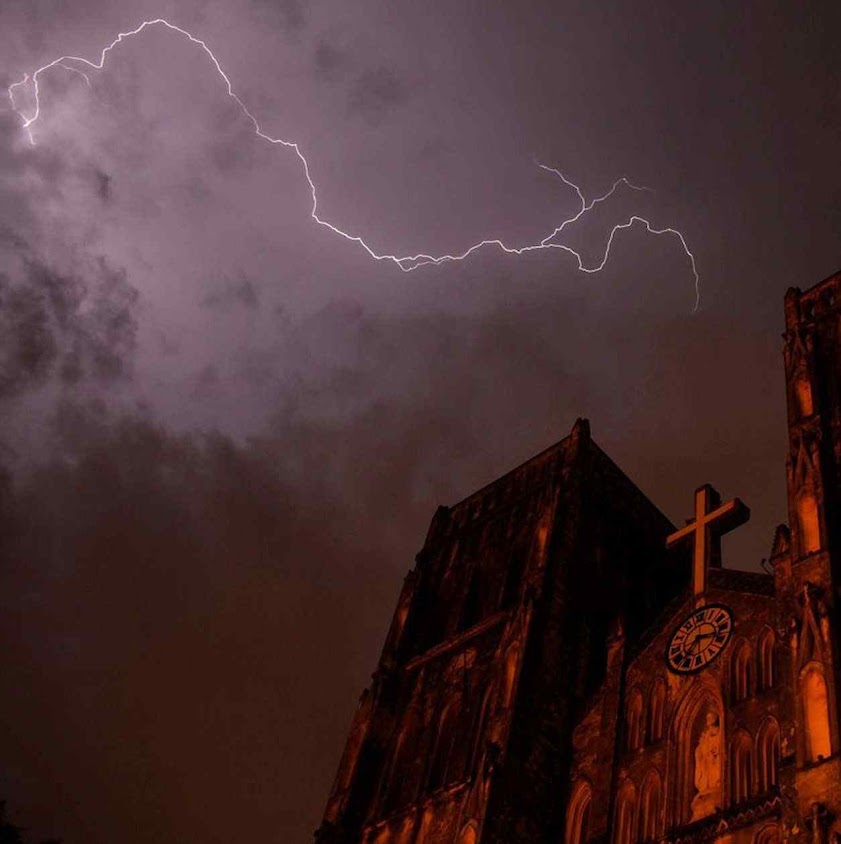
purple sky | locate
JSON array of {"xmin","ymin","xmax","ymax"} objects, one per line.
[{"xmin": 1, "ymin": 2, "xmax": 840, "ymax": 842}]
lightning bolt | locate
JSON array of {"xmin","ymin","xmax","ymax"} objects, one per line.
[{"xmin": 6, "ymin": 18, "xmax": 701, "ymax": 310}]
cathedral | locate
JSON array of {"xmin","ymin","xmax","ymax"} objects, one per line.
[{"xmin": 315, "ymin": 270, "xmax": 841, "ymax": 844}]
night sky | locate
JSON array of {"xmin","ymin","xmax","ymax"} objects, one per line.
[{"xmin": 0, "ymin": 2, "xmax": 840, "ymax": 842}]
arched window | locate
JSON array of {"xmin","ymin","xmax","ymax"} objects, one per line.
[
  {"xmin": 468, "ymin": 683, "xmax": 497, "ymax": 773},
  {"xmin": 754, "ymin": 824, "xmax": 780, "ymax": 844},
  {"xmin": 458, "ymin": 824, "xmax": 478, "ymax": 844},
  {"xmin": 756, "ymin": 719, "xmax": 780, "ymax": 792},
  {"xmin": 797, "ymin": 490, "xmax": 821, "ymax": 554},
  {"xmin": 647, "ymin": 679, "xmax": 666, "ymax": 744},
  {"xmin": 614, "ymin": 783, "xmax": 636, "ymax": 844},
  {"xmin": 758, "ymin": 629, "xmax": 776, "ymax": 691},
  {"xmin": 626, "ymin": 689, "xmax": 644, "ymax": 751},
  {"xmin": 427, "ymin": 700, "xmax": 461, "ymax": 791},
  {"xmin": 372, "ymin": 824, "xmax": 392, "ymax": 844},
  {"xmin": 672, "ymin": 693, "xmax": 724, "ymax": 826},
  {"xmin": 381, "ymin": 706, "xmax": 425, "ymax": 812},
  {"xmin": 415, "ymin": 809, "xmax": 434, "ymax": 844},
  {"xmin": 730, "ymin": 730, "xmax": 753, "ymax": 804},
  {"xmin": 565, "ymin": 780, "xmax": 592, "ymax": 844},
  {"xmin": 638, "ymin": 771, "xmax": 661, "ymax": 842},
  {"xmin": 795, "ymin": 375, "xmax": 814, "ymax": 418},
  {"xmin": 731, "ymin": 642, "xmax": 753, "ymax": 702},
  {"xmin": 801, "ymin": 663, "xmax": 832, "ymax": 762},
  {"xmin": 395, "ymin": 816, "xmax": 415, "ymax": 844}
]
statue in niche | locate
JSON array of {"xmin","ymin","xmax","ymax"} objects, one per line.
[{"xmin": 690, "ymin": 711, "xmax": 722, "ymax": 821}]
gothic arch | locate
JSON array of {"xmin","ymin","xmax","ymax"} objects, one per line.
[
  {"xmin": 380, "ymin": 704, "xmax": 426, "ymax": 813},
  {"xmin": 730, "ymin": 729, "xmax": 753, "ymax": 804},
  {"xmin": 626, "ymin": 687, "xmax": 644, "ymax": 751},
  {"xmin": 756, "ymin": 717, "xmax": 780, "ymax": 792},
  {"xmin": 427, "ymin": 696, "xmax": 462, "ymax": 791},
  {"xmin": 613, "ymin": 780, "xmax": 636, "ymax": 844},
  {"xmin": 730, "ymin": 639, "xmax": 753, "ymax": 702},
  {"xmin": 754, "ymin": 823, "xmax": 780, "ymax": 844},
  {"xmin": 371, "ymin": 824, "xmax": 391, "ymax": 844},
  {"xmin": 800, "ymin": 661, "xmax": 832, "ymax": 762},
  {"xmin": 394, "ymin": 816, "xmax": 415, "ymax": 844},
  {"xmin": 796, "ymin": 589, "xmax": 827, "ymax": 669},
  {"xmin": 565, "ymin": 779, "xmax": 593, "ymax": 844},
  {"xmin": 415, "ymin": 808, "xmax": 434, "ymax": 844},
  {"xmin": 669, "ymin": 676, "xmax": 724, "ymax": 826},
  {"xmin": 794, "ymin": 373, "xmax": 814, "ymax": 418},
  {"xmin": 458, "ymin": 822, "xmax": 479, "ymax": 844},
  {"xmin": 647, "ymin": 678, "xmax": 666, "ymax": 744},
  {"xmin": 638, "ymin": 769, "xmax": 662, "ymax": 843},
  {"xmin": 470, "ymin": 681, "xmax": 498, "ymax": 767},
  {"xmin": 757, "ymin": 627, "xmax": 776, "ymax": 691},
  {"xmin": 796, "ymin": 488, "xmax": 821, "ymax": 554}
]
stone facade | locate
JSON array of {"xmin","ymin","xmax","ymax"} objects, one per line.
[{"xmin": 316, "ymin": 270, "xmax": 841, "ymax": 844}]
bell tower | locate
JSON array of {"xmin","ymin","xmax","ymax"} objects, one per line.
[
  {"xmin": 776, "ymin": 274, "xmax": 841, "ymax": 832},
  {"xmin": 315, "ymin": 421, "xmax": 679, "ymax": 844},
  {"xmin": 783, "ymin": 276, "xmax": 841, "ymax": 561}
]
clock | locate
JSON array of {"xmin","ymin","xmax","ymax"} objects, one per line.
[{"xmin": 666, "ymin": 604, "xmax": 733, "ymax": 674}]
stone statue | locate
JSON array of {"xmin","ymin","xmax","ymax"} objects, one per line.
[{"xmin": 690, "ymin": 712, "xmax": 721, "ymax": 821}]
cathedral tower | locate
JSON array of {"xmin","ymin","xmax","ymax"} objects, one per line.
[
  {"xmin": 319, "ymin": 271, "xmax": 841, "ymax": 844},
  {"xmin": 776, "ymin": 273, "xmax": 841, "ymax": 836},
  {"xmin": 315, "ymin": 420, "xmax": 681, "ymax": 844}
]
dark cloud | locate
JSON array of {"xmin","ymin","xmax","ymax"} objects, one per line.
[
  {"xmin": 313, "ymin": 40, "xmax": 349, "ymax": 81},
  {"xmin": 200, "ymin": 275, "xmax": 260, "ymax": 310},
  {"xmin": 251, "ymin": 0, "xmax": 307, "ymax": 33},
  {"xmin": 348, "ymin": 67, "xmax": 409, "ymax": 125},
  {"xmin": 0, "ymin": 249, "xmax": 137, "ymax": 400},
  {"xmin": 1, "ymin": 3, "xmax": 841, "ymax": 844}
]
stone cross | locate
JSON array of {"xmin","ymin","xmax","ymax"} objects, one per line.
[{"xmin": 666, "ymin": 484, "xmax": 750, "ymax": 600}]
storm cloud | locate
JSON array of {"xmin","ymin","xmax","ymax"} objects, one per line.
[{"xmin": 0, "ymin": 2, "xmax": 839, "ymax": 843}]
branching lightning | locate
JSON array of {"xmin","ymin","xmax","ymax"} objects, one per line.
[{"xmin": 6, "ymin": 18, "xmax": 701, "ymax": 309}]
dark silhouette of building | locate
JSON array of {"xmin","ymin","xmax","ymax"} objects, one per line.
[{"xmin": 316, "ymin": 270, "xmax": 841, "ymax": 844}]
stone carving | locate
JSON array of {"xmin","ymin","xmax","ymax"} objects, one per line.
[{"xmin": 690, "ymin": 712, "xmax": 721, "ymax": 821}]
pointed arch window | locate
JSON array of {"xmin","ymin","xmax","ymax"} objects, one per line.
[
  {"xmin": 672, "ymin": 694, "xmax": 724, "ymax": 826},
  {"xmin": 731, "ymin": 642, "xmax": 753, "ymax": 702},
  {"xmin": 395, "ymin": 816, "xmax": 415, "ymax": 844},
  {"xmin": 801, "ymin": 663, "xmax": 832, "ymax": 762},
  {"xmin": 565, "ymin": 780, "xmax": 592, "ymax": 844},
  {"xmin": 758, "ymin": 629, "xmax": 776, "ymax": 691},
  {"xmin": 427, "ymin": 699, "xmax": 461, "ymax": 791},
  {"xmin": 647, "ymin": 679, "xmax": 666, "ymax": 744},
  {"xmin": 415, "ymin": 809, "xmax": 434, "ymax": 844},
  {"xmin": 795, "ymin": 374, "xmax": 814, "ymax": 418},
  {"xmin": 468, "ymin": 683, "xmax": 497, "ymax": 774},
  {"xmin": 797, "ymin": 490, "xmax": 821, "ymax": 554},
  {"xmin": 638, "ymin": 771, "xmax": 662, "ymax": 843},
  {"xmin": 756, "ymin": 719, "xmax": 780, "ymax": 792},
  {"xmin": 458, "ymin": 824, "xmax": 478, "ymax": 844},
  {"xmin": 614, "ymin": 783, "xmax": 636, "ymax": 844},
  {"xmin": 731, "ymin": 731, "xmax": 753, "ymax": 804},
  {"xmin": 381, "ymin": 706, "xmax": 425, "ymax": 813},
  {"xmin": 626, "ymin": 689, "xmax": 644, "ymax": 751}
]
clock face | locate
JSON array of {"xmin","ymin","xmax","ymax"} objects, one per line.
[{"xmin": 666, "ymin": 604, "xmax": 733, "ymax": 674}]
